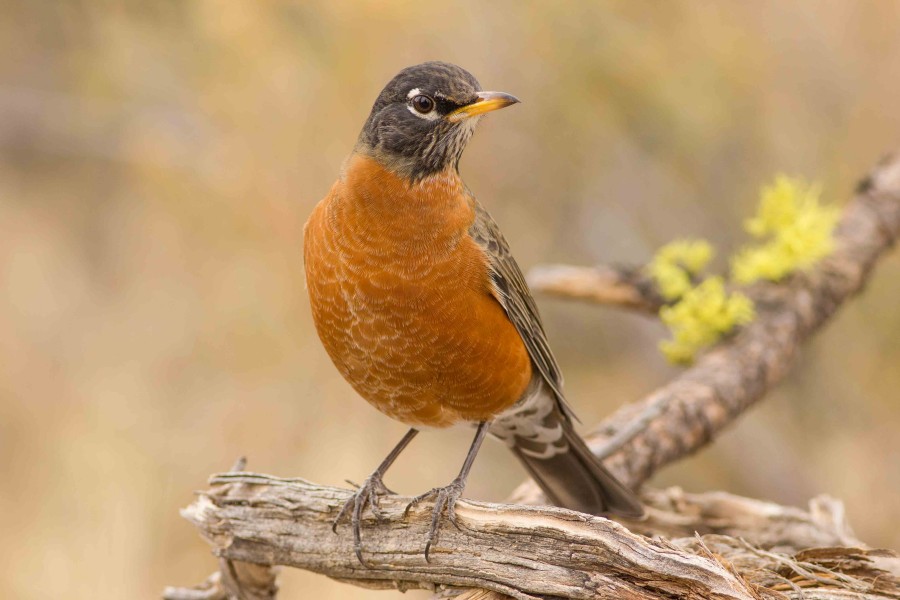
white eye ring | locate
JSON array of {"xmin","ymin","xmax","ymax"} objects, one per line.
[
  {"xmin": 411, "ymin": 95, "xmax": 435, "ymax": 114},
  {"xmin": 406, "ymin": 88, "xmax": 440, "ymax": 120}
]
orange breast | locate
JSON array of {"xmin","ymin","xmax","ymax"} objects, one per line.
[{"xmin": 303, "ymin": 155, "xmax": 532, "ymax": 428}]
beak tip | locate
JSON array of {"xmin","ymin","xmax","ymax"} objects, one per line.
[
  {"xmin": 449, "ymin": 91, "xmax": 520, "ymax": 121},
  {"xmin": 476, "ymin": 91, "xmax": 521, "ymax": 105}
]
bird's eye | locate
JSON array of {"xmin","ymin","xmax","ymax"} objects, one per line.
[{"xmin": 412, "ymin": 94, "xmax": 435, "ymax": 114}]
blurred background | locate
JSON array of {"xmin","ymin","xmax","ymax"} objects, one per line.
[{"xmin": 2, "ymin": 1, "xmax": 899, "ymax": 598}]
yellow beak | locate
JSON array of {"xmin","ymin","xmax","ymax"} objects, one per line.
[{"xmin": 447, "ymin": 91, "xmax": 520, "ymax": 122}]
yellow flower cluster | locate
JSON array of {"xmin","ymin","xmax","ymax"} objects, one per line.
[
  {"xmin": 647, "ymin": 240, "xmax": 755, "ymax": 365},
  {"xmin": 731, "ymin": 176, "xmax": 839, "ymax": 284},
  {"xmin": 647, "ymin": 239, "xmax": 714, "ymax": 300},
  {"xmin": 658, "ymin": 277, "xmax": 755, "ymax": 364},
  {"xmin": 646, "ymin": 175, "xmax": 836, "ymax": 364}
]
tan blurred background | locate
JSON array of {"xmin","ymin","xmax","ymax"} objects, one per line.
[{"xmin": 2, "ymin": 1, "xmax": 899, "ymax": 598}]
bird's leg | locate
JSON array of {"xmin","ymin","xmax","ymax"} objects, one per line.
[
  {"xmin": 404, "ymin": 421, "xmax": 489, "ymax": 562},
  {"xmin": 333, "ymin": 427, "xmax": 419, "ymax": 565}
]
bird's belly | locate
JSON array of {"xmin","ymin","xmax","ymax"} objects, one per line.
[{"xmin": 305, "ymin": 220, "xmax": 532, "ymax": 428}]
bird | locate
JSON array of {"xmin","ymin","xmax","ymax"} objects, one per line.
[{"xmin": 303, "ymin": 61, "xmax": 643, "ymax": 563}]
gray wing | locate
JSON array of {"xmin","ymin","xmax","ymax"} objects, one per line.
[{"xmin": 467, "ymin": 198, "xmax": 577, "ymax": 421}]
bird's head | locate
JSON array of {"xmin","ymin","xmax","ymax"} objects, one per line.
[{"xmin": 355, "ymin": 62, "xmax": 519, "ymax": 181}]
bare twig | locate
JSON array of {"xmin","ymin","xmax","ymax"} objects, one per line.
[
  {"xmin": 164, "ymin": 459, "xmax": 279, "ymax": 600},
  {"xmin": 527, "ymin": 263, "xmax": 665, "ymax": 313}
]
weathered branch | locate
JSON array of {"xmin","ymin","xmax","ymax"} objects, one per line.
[
  {"xmin": 164, "ymin": 458, "xmax": 279, "ymax": 600},
  {"xmin": 166, "ymin": 152, "xmax": 900, "ymax": 599},
  {"xmin": 451, "ymin": 488, "xmax": 883, "ymax": 600},
  {"xmin": 162, "ymin": 560, "xmax": 278, "ymax": 600},
  {"xmin": 527, "ymin": 264, "xmax": 665, "ymax": 313},
  {"xmin": 170, "ymin": 474, "xmax": 899, "ymax": 600}
]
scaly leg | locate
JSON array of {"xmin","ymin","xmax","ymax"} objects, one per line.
[
  {"xmin": 333, "ymin": 427, "xmax": 419, "ymax": 564},
  {"xmin": 405, "ymin": 421, "xmax": 489, "ymax": 561}
]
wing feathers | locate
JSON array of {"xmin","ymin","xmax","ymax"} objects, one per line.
[{"xmin": 467, "ymin": 197, "xmax": 576, "ymax": 420}]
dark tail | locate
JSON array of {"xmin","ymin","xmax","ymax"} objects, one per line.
[{"xmin": 496, "ymin": 391, "xmax": 644, "ymax": 518}]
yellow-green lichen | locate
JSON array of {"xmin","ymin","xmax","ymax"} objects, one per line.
[
  {"xmin": 731, "ymin": 176, "xmax": 839, "ymax": 284},
  {"xmin": 647, "ymin": 239, "xmax": 714, "ymax": 300},
  {"xmin": 647, "ymin": 175, "xmax": 835, "ymax": 364},
  {"xmin": 658, "ymin": 277, "xmax": 755, "ymax": 365}
]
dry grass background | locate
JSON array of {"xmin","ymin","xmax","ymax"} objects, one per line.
[{"xmin": 1, "ymin": 1, "xmax": 899, "ymax": 598}]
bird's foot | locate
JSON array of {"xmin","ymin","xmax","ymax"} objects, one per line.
[
  {"xmin": 333, "ymin": 473, "xmax": 395, "ymax": 565},
  {"xmin": 404, "ymin": 476, "xmax": 467, "ymax": 562}
]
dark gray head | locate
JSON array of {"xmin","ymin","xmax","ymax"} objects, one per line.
[{"xmin": 355, "ymin": 62, "xmax": 519, "ymax": 181}]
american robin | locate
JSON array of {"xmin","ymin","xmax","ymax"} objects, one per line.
[{"xmin": 304, "ymin": 61, "xmax": 643, "ymax": 562}]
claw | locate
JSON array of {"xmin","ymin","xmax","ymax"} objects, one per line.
[
  {"xmin": 332, "ymin": 473, "xmax": 395, "ymax": 564},
  {"xmin": 404, "ymin": 477, "xmax": 466, "ymax": 562},
  {"xmin": 332, "ymin": 423, "xmax": 484, "ymax": 565}
]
